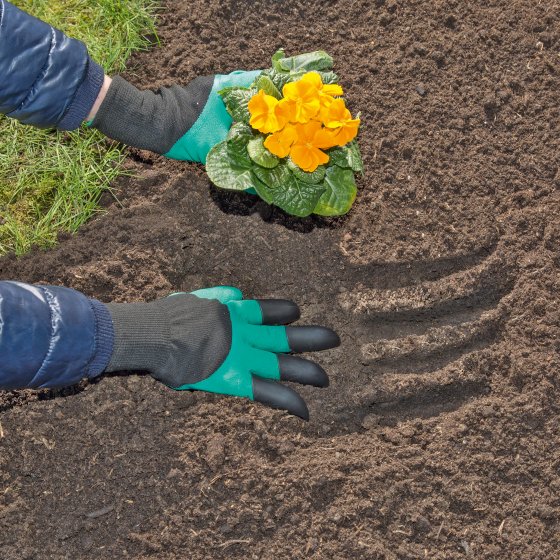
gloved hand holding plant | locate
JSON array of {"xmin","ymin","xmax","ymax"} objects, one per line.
[{"xmin": 206, "ymin": 49, "xmax": 363, "ymax": 217}]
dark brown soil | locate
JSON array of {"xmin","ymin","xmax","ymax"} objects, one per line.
[{"xmin": 1, "ymin": 0, "xmax": 559, "ymax": 558}]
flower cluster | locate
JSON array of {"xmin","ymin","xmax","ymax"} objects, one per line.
[{"xmin": 247, "ymin": 72, "xmax": 360, "ymax": 172}]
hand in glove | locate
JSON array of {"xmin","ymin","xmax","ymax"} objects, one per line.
[
  {"xmin": 90, "ymin": 71, "xmax": 260, "ymax": 163},
  {"xmin": 105, "ymin": 286, "xmax": 339, "ymax": 419}
]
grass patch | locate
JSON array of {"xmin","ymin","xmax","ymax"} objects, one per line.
[{"xmin": 0, "ymin": 0, "xmax": 158, "ymax": 256}]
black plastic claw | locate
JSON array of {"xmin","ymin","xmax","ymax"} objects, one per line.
[
  {"xmin": 252, "ymin": 377, "xmax": 310, "ymax": 420},
  {"xmin": 257, "ymin": 300, "xmax": 301, "ymax": 325},
  {"xmin": 278, "ymin": 354, "xmax": 329, "ymax": 387},
  {"xmin": 286, "ymin": 326, "xmax": 341, "ymax": 352}
]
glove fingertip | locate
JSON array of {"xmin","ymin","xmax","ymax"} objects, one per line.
[
  {"xmin": 286, "ymin": 326, "xmax": 341, "ymax": 352},
  {"xmin": 252, "ymin": 377, "xmax": 310, "ymax": 420},
  {"xmin": 258, "ymin": 299, "xmax": 300, "ymax": 324}
]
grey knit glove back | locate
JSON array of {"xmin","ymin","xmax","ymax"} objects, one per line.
[{"xmin": 105, "ymin": 294, "xmax": 231, "ymax": 387}]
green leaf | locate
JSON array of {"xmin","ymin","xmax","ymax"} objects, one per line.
[
  {"xmin": 319, "ymin": 71, "xmax": 339, "ymax": 84},
  {"xmin": 254, "ymin": 162, "xmax": 325, "ymax": 217},
  {"xmin": 252, "ymin": 177, "xmax": 276, "ymax": 204},
  {"xmin": 218, "ymin": 87, "xmax": 257, "ymax": 123},
  {"xmin": 255, "ymin": 75, "xmax": 282, "ymax": 99},
  {"xmin": 226, "ymin": 134, "xmax": 252, "ymax": 168},
  {"xmin": 227, "ymin": 122, "xmax": 254, "ymax": 142},
  {"xmin": 271, "ymin": 49, "xmax": 286, "ymax": 72},
  {"xmin": 247, "ymin": 136, "xmax": 279, "ymax": 169},
  {"xmin": 275, "ymin": 50, "xmax": 334, "ymax": 72},
  {"xmin": 251, "ymin": 164, "xmax": 282, "ymax": 205},
  {"xmin": 288, "ymin": 159, "xmax": 326, "ymax": 184},
  {"xmin": 253, "ymin": 160, "xmax": 292, "ymax": 188},
  {"xmin": 206, "ymin": 141, "xmax": 256, "ymax": 191},
  {"xmin": 313, "ymin": 166, "xmax": 357, "ymax": 216},
  {"xmin": 273, "ymin": 175, "xmax": 325, "ymax": 217},
  {"xmin": 328, "ymin": 141, "xmax": 364, "ymax": 172},
  {"xmin": 261, "ymin": 69, "xmax": 292, "ymax": 92}
]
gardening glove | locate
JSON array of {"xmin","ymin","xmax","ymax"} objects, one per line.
[
  {"xmin": 105, "ymin": 286, "xmax": 339, "ymax": 420},
  {"xmin": 90, "ymin": 70, "xmax": 261, "ymax": 163}
]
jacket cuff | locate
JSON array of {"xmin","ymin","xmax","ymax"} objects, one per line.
[
  {"xmin": 86, "ymin": 298, "xmax": 115, "ymax": 379},
  {"xmin": 57, "ymin": 58, "xmax": 105, "ymax": 131}
]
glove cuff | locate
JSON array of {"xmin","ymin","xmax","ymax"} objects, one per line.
[
  {"xmin": 87, "ymin": 298, "xmax": 115, "ymax": 378},
  {"xmin": 58, "ymin": 58, "xmax": 105, "ymax": 131},
  {"xmin": 90, "ymin": 75, "xmax": 214, "ymax": 154},
  {"xmin": 105, "ymin": 301, "xmax": 170, "ymax": 374}
]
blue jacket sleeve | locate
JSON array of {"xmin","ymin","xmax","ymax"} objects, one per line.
[
  {"xmin": 0, "ymin": 0, "xmax": 104, "ymax": 130},
  {"xmin": 0, "ymin": 281, "xmax": 114, "ymax": 389}
]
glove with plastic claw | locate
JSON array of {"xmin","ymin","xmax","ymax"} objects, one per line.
[
  {"xmin": 105, "ymin": 286, "xmax": 339, "ymax": 419},
  {"xmin": 90, "ymin": 70, "xmax": 261, "ymax": 163}
]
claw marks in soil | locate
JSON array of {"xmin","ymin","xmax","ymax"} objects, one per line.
[{"xmin": 338, "ymin": 247, "xmax": 515, "ymax": 428}]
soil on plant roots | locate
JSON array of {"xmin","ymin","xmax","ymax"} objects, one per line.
[{"xmin": 1, "ymin": 1, "xmax": 559, "ymax": 558}]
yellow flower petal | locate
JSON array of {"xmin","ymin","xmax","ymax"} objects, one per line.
[
  {"xmin": 300, "ymin": 71, "xmax": 323, "ymax": 89},
  {"xmin": 322, "ymin": 83, "xmax": 343, "ymax": 96},
  {"xmin": 331, "ymin": 119, "xmax": 360, "ymax": 146},
  {"xmin": 289, "ymin": 122, "xmax": 331, "ymax": 172},
  {"xmin": 322, "ymin": 98, "xmax": 352, "ymax": 129},
  {"xmin": 282, "ymin": 75, "xmax": 322, "ymax": 123},
  {"xmin": 313, "ymin": 126, "xmax": 339, "ymax": 150},
  {"xmin": 264, "ymin": 125, "xmax": 298, "ymax": 158},
  {"xmin": 248, "ymin": 90, "xmax": 285, "ymax": 133},
  {"xmin": 290, "ymin": 144, "xmax": 329, "ymax": 172}
]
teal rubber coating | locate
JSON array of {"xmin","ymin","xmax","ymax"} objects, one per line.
[
  {"xmin": 164, "ymin": 70, "xmax": 261, "ymax": 163},
  {"xmin": 170, "ymin": 286, "xmax": 290, "ymax": 399}
]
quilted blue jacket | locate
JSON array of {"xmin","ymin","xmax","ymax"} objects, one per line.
[
  {"xmin": 0, "ymin": 2, "xmax": 114, "ymax": 389},
  {"xmin": 0, "ymin": 282, "xmax": 114, "ymax": 389},
  {"xmin": 0, "ymin": 0, "xmax": 104, "ymax": 130}
]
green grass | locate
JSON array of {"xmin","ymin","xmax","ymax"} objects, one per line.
[{"xmin": 0, "ymin": 0, "xmax": 158, "ymax": 255}]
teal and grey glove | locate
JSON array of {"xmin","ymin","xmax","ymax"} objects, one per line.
[
  {"xmin": 105, "ymin": 286, "xmax": 339, "ymax": 419},
  {"xmin": 90, "ymin": 71, "xmax": 260, "ymax": 163}
]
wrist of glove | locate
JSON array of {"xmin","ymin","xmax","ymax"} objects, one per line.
[
  {"xmin": 90, "ymin": 71, "xmax": 260, "ymax": 163},
  {"xmin": 105, "ymin": 287, "xmax": 339, "ymax": 420}
]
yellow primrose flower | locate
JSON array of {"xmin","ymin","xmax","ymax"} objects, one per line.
[
  {"xmin": 289, "ymin": 121, "xmax": 333, "ymax": 172},
  {"xmin": 248, "ymin": 89, "xmax": 287, "ymax": 134},
  {"xmin": 322, "ymin": 83, "xmax": 343, "ymax": 97},
  {"xmin": 322, "ymin": 98, "xmax": 360, "ymax": 146},
  {"xmin": 318, "ymin": 82, "xmax": 344, "ymax": 119},
  {"xmin": 317, "ymin": 95, "xmax": 335, "ymax": 123},
  {"xmin": 264, "ymin": 124, "xmax": 298, "ymax": 158},
  {"xmin": 281, "ymin": 72, "xmax": 322, "ymax": 123}
]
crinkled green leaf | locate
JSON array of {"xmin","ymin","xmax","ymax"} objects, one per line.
[
  {"xmin": 261, "ymin": 69, "xmax": 293, "ymax": 91},
  {"xmin": 328, "ymin": 141, "xmax": 364, "ymax": 172},
  {"xmin": 227, "ymin": 122, "xmax": 254, "ymax": 142},
  {"xmin": 255, "ymin": 75, "xmax": 282, "ymax": 99},
  {"xmin": 225, "ymin": 133, "xmax": 252, "ymax": 168},
  {"xmin": 275, "ymin": 50, "xmax": 333, "ymax": 72},
  {"xmin": 273, "ymin": 176, "xmax": 325, "ymax": 217},
  {"xmin": 253, "ymin": 161, "xmax": 292, "ymax": 188},
  {"xmin": 218, "ymin": 86, "xmax": 257, "ymax": 123},
  {"xmin": 319, "ymin": 71, "xmax": 339, "ymax": 84},
  {"xmin": 252, "ymin": 177, "xmax": 275, "ymax": 204},
  {"xmin": 206, "ymin": 141, "xmax": 256, "ymax": 191},
  {"xmin": 271, "ymin": 49, "xmax": 286, "ymax": 72},
  {"xmin": 247, "ymin": 136, "xmax": 279, "ymax": 169},
  {"xmin": 254, "ymin": 162, "xmax": 325, "ymax": 217},
  {"xmin": 288, "ymin": 159, "xmax": 326, "ymax": 184},
  {"xmin": 313, "ymin": 166, "xmax": 357, "ymax": 216}
]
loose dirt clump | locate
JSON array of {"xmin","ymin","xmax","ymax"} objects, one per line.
[{"xmin": 1, "ymin": 1, "xmax": 559, "ymax": 558}]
